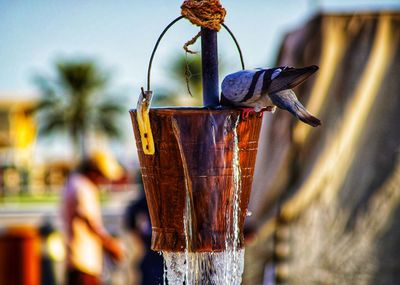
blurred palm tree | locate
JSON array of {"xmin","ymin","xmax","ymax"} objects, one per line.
[
  {"xmin": 171, "ymin": 54, "xmax": 202, "ymax": 97},
  {"xmin": 153, "ymin": 54, "xmax": 203, "ymax": 107},
  {"xmin": 153, "ymin": 53, "xmax": 227, "ymax": 107},
  {"xmin": 34, "ymin": 59, "xmax": 123, "ymax": 160}
]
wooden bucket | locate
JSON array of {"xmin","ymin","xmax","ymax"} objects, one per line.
[{"xmin": 130, "ymin": 108, "xmax": 263, "ymax": 252}]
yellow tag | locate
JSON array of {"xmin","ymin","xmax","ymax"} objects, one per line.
[{"xmin": 137, "ymin": 88, "xmax": 155, "ymax": 155}]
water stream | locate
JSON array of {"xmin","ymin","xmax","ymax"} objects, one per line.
[{"xmin": 164, "ymin": 114, "xmax": 244, "ymax": 285}]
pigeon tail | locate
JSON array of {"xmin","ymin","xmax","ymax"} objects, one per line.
[{"xmin": 293, "ymin": 102, "xmax": 321, "ymax": 127}]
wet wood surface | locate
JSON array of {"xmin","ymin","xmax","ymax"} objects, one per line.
[{"xmin": 130, "ymin": 108, "xmax": 264, "ymax": 252}]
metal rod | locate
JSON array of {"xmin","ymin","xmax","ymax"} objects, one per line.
[
  {"xmin": 201, "ymin": 27, "xmax": 220, "ymax": 107},
  {"xmin": 147, "ymin": 16, "xmax": 184, "ymax": 91},
  {"xmin": 222, "ymin": 23, "xmax": 245, "ymax": 70}
]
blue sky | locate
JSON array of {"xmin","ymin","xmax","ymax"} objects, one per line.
[
  {"xmin": 1, "ymin": 0, "xmax": 399, "ymax": 102},
  {"xmin": 1, "ymin": 0, "xmax": 399, "ymax": 162},
  {"xmin": 0, "ymin": 1, "xmax": 312, "ymax": 100}
]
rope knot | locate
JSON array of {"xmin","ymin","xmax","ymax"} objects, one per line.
[
  {"xmin": 181, "ymin": 0, "xmax": 226, "ymax": 31},
  {"xmin": 180, "ymin": 0, "xmax": 226, "ymax": 95}
]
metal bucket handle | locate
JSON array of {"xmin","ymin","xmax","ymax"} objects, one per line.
[
  {"xmin": 137, "ymin": 16, "xmax": 245, "ymax": 155},
  {"xmin": 146, "ymin": 15, "xmax": 245, "ymax": 92}
]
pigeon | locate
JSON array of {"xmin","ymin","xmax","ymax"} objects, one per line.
[{"xmin": 221, "ymin": 65, "xmax": 321, "ymax": 127}]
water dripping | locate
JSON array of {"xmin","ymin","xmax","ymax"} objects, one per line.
[
  {"xmin": 222, "ymin": 114, "xmax": 244, "ymax": 285},
  {"xmin": 163, "ymin": 113, "xmax": 245, "ymax": 285}
]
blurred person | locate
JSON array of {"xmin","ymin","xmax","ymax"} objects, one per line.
[
  {"xmin": 61, "ymin": 156, "xmax": 124, "ymax": 285},
  {"xmin": 123, "ymin": 173, "xmax": 163, "ymax": 285}
]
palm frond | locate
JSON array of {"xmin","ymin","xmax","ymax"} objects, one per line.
[
  {"xmin": 33, "ymin": 75, "xmax": 56, "ymax": 96},
  {"xmin": 170, "ymin": 54, "xmax": 202, "ymax": 94},
  {"xmin": 33, "ymin": 75, "xmax": 67, "ymax": 113},
  {"xmin": 35, "ymin": 95, "xmax": 62, "ymax": 111},
  {"xmin": 94, "ymin": 116, "xmax": 121, "ymax": 138},
  {"xmin": 96, "ymin": 100, "xmax": 125, "ymax": 115},
  {"xmin": 56, "ymin": 60, "xmax": 108, "ymax": 96},
  {"xmin": 34, "ymin": 58, "xmax": 121, "ymax": 159},
  {"xmin": 38, "ymin": 112, "xmax": 67, "ymax": 136}
]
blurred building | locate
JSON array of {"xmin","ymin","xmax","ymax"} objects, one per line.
[
  {"xmin": 0, "ymin": 95, "xmax": 76, "ymax": 196},
  {"xmin": 246, "ymin": 11, "xmax": 400, "ymax": 285},
  {"xmin": 0, "ymin": 96, "xmax": 38, "ymax": 195}
]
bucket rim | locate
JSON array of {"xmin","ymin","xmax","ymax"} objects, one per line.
[{"xmin": 129, "ymin": 106, "xmax": 274, "ymax": 115}]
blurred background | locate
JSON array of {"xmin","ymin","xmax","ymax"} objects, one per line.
[{"xmin": 1, "ymin": 0, "xmax": 400, "ymax": 284}]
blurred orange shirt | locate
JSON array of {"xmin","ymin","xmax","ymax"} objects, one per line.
[{"xmin": 61, "ymin": 173, "xmax": 103, "ymax": 276}]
